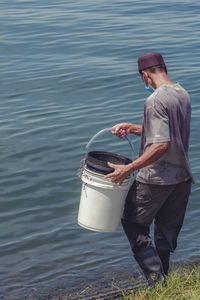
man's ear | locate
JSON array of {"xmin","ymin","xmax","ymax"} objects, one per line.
[
  {"xmin": 142, "ymin": 70, "xmax": 148, "ymax": 77},
  {"xmin": 141, "ymin": 71, "xmax": 149, "ymax": 84},
  {"xmin": 142, "ymin": 70, "xmax": 153, "ymax": 86},
  {"xmin": 141, "ymin": 70, "xmax": 147, "ymax": 79}
]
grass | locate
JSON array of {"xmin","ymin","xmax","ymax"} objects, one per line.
[{"xmin": 119, "ymin": 265, "xmax": 200, "ymax": 300}]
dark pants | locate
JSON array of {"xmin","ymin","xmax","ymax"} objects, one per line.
[{"xmin": 121, "ymin": 180, "xmax": 191, "ymax": 277}]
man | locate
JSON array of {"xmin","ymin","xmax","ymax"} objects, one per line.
[{"xmin": 105, "ymin": 52, "xmax": 193, "ymax": 286}]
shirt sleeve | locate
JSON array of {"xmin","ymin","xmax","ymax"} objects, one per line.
[{"xmin": 144, "ymin": 103, "xmax": 170, "ymax": 144}]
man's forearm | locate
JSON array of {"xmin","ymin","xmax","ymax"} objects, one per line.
[
  {"xmin": 105, "ymin": 142, "xmax": 170, "ymax": 185},
  {"xmin": 128, "ymin": 142, "xmax": 169, "ymax": 173},
  {"xmin": 129, "ymin": 124, "xmax": 142, "ymax": 136}
]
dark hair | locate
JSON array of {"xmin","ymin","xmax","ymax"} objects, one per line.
[{"xmin": 139, "ymin": 65, "xmax": 167, "ymax": 75}]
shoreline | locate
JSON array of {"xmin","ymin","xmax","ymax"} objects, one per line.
[{"xmin": 6, "ymin": 261, "xmax": 199, "ymax": 300}]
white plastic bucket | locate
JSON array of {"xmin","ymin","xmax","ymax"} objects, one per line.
[{"xmin": 78, "ymin": 167, "xmax": 130, "ymax": 232}]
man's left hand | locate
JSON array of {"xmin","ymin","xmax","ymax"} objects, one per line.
[{"xmin": 105, "ymin": 162, "xmax": 131, "ymax": 185}]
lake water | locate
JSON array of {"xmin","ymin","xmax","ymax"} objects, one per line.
[{"xmin": 0, "ymin": 0, "xmax": 200, "ymax": 299}]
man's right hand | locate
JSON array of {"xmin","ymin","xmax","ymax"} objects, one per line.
[{"xmin": 110, "ymin": 123, "xmax": 133, "ymax": 138}]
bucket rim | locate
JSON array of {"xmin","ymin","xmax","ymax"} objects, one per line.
[
  {"xmin": 86, "ymin": 150, "xmax": 132, "ymax": 175},
  {"xmin": 83, "ymin": 166, "xmax": 130, "ymax": 180},
  {"xmin": 81, "ymin": 167, "xmax": 130, "ymax": 190}
]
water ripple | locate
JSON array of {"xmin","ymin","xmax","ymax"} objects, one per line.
[{"xmin": 0, "ymin": 0, "xmax": 200, "ymax": 298}]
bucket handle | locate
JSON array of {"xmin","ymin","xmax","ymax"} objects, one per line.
[{"xmin": 86, "ymin": 128, "xmax": 134, "ymax": 160}]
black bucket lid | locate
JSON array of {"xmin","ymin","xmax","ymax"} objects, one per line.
[{"xmin": 86, "ymin": 151, "xmax": 132, "ymax": 175}]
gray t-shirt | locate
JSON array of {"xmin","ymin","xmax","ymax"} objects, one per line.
[{"xmin": 136, "ymin": 83, "xmax": 193, "ymax": 185}]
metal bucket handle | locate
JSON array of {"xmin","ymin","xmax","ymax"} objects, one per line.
[{"xmin": 86, "ymin": 128, "xmax": 134, "ymax": 160}]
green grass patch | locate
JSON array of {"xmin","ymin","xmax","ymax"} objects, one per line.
[{"xmin": 119, "ymin": 265, "xmax": 200, "ymax": 300}]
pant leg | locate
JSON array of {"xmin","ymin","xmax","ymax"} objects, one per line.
[
  {"xmin": 154, "ymin": 180, "xmax": 191, "ymax": 274},
  {"xmin": 122, "ymin": 181, "xmax": 176, "ymax": 227},
  {"xmin": 121, "ymin": 181, "xmax": 173, "ymax": 284},
  {"xmin": 121, "ymin": 218, "xmax": 165, "ymax": 286},
  {"xmin": 155, "ymin": 250, "xmax": 170, "ymax": 276},
  {"xmin": 121, "ymin": 218, "xmax": 153, "ymax": 254}
]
